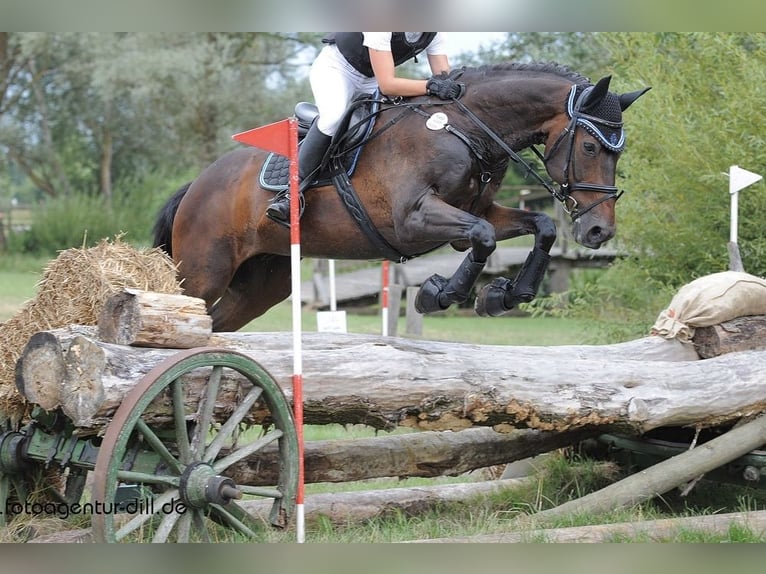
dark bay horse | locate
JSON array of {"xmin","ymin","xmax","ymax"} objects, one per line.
[{"xmin": 154, "ymin": 63, "xmax": 649, "ymax": 332}]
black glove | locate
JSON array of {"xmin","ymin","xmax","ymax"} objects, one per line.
[{"xmin": 426, "ymin": 77, "xmax": 463, "ymax": 100}]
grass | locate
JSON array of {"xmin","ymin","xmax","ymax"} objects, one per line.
[
  {"xmin": 0, "ymin": 254, "xmax": 596, "ymax": 346},
  {"xmin": 1, "ymin": 254, "xmax": 764, "ymax": 543},
  {"xmin": 0, "ymin": 255, "xmax": 46, "ymax": 321},
  {"xmin": 240, "ymin": 300, "xmax": 594, "ymax": 346}
]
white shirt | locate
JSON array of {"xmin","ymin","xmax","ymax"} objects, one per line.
[{"xmin": 362, "ymin": 33, "xmax": 448, "ymax": 56}]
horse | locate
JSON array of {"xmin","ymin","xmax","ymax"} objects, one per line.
[{"xmin": 153, "ymin": 62, "xmax": 649, "ymax": 332}]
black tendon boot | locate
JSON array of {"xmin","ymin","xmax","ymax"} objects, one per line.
[{"xmin": 266, "ymin": 121, "xmax": 332, "ymax": 225}]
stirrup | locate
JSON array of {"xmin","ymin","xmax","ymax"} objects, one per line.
[{"xmin": 266, "ymin": 190, "xmax": 305, "ymax": 227}]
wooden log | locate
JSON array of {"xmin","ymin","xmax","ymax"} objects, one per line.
[
  {"xmin": 693, "ymin": 315, "xmax": 766, "ymax": 358},
  {"xmin": 518, "ymin": 413, "xmax": 766, "ymax": 527},
  {"xmin": 226, "ymin": 427, "xmax": 595, "ymax": 485},
  {"xmin": 414, "ymin": 510, "xmax": 766, "ymax": 543},
  {"xmin": 16, "ymin": 326, "xmax": 766, "ymax": 434},
  {"xmin": 239, "ymin": 476, "xmax": 537, "ymax": 526},
  {"xmin": 14, "ymin": 331, "xmax": 66, "ymax": 411},
  {"xmin": 97, "ymin": 288, "xmax": 211, "ymax": 348}
]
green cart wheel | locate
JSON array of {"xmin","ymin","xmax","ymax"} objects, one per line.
[{"xmin": 90, "ymin": 348, "xmax": 298, "ymax": 543}]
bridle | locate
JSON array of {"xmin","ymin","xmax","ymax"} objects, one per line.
[
  {"xmin": 449, "ymin": 82, "xmax": 625, "ymax": 222},
  {"xmin": 534, "ymin": 84, "xmax": 625, "ymax": 220}
]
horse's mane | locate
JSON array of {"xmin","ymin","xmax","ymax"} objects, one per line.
[{"xmin": 461, "ymin": 61, "xmax": 591, "ymax": 86}]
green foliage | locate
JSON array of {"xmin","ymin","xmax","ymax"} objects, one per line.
[
  {"xmin": 603, "ymin": 33, "xmax": 766, "ymax": 282},
  {"xmin": 528, "ymin": 33, "xmax": 766, "ymax": 332},
  {"xmin": 7, "ymin": 170, "xmax": 193, "ymax": 254},
  {"xmin": 523, "ymin": 263, "xmax": 676, "ymax": 343}
]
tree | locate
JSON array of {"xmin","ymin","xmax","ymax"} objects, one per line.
[
  {"xmin": 0, "ymin": 33, "xmax": 320, "ymax": 200},
  {"xmin": 602, "ymin": 33, "xmax": 766, "ymax": 283},
  {"xmin": 534, "ymin": 33, "xmax": 766, "ymax": 342}
]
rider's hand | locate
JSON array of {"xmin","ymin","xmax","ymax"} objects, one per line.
[{"xmin": 426, "ymin": 77, "xmax": 463, "ymax": 100}]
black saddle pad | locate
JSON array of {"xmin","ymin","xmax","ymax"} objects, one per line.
[
  {"xmin": 259, "ymin": 95, "xmax": 379, "ymax": 192},
  {"xmin": 259, "ymin": 147, "xmax": 364, "ymax": 192}
]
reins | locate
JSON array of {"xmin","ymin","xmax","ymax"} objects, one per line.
[{"xmin": 441, "ymin": 83, "xmax": 625, "ymax": 222}]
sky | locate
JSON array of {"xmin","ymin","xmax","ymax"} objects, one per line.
[{"xmin": 445, "ymin": 32, "xmax": 507, "ymax": 59}]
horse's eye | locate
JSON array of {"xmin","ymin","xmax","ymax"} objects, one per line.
[{"xmin": 583, "ymin": 141, "xmax": 597, "ymax": 155}]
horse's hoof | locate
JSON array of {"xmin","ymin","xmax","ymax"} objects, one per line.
[
  {"xmin": 474, "ymin": 278, "xmax": 512, "ymax": 317},
  {"xmin": 415, "ymin": 274, "xmax": 450, "ymax": 314}
]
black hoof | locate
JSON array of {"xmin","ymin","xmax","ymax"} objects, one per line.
[
  {"xmin": 415, "ymin": 274, "xmax": 450, "ymax": 314},
  {"xmin": 474, "ymin": 278, "xmax": 512, "ymax": 317}
]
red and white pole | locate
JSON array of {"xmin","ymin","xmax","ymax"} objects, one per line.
[
  {"xmin": 381, "ymin": 260, "xmax": 390, "ymax": 336},
  {"xmin": 231, "ymin": 118, "xmax": 313, "ymax": 542},
  {"xmin": 286, "ymin": 118, "xmax": 306, "ymax": 543}
]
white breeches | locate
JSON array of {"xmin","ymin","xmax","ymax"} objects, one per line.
[{"xmin": 309, "ymin": 45, "xmax": 378, "ymax": 137}]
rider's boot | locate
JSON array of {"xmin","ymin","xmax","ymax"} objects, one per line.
[{"xmin": 266, "ymin": 121, "xmax": 332, "ymax": 226}]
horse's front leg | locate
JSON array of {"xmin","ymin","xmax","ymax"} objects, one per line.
[
  {"xmin": 474, "ymin": 204, "xmax": 557, "ymax": 317},
  {"xmin": 397, "ymin": 195, "xmax": 497, "ymax": 314}
]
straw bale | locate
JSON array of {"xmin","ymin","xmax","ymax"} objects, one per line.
[{"xmin": 0, "ymin": 237, "xmax": 182, "ymax": 425}]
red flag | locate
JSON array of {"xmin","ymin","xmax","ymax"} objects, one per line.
[{"xmin": 232, "ymin": 118, "xmax": 293, "ymax": 157}]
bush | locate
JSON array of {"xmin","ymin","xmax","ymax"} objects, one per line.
[{"xmin": 7, "ymin": 171, "xmax": 192, "ymax": 255}]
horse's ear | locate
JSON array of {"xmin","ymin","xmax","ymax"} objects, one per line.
[
  {"xmin": 619, "ymin": 87, "xmax": 651, "ymax": 111},
  {"xmin": 580, "ymin": 76, "xmax": 612, "ymax": 112}
]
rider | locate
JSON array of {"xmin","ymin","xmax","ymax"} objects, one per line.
[{"xmin": 266, "ymin": 32, "xmax": 464, "ymax": 225}]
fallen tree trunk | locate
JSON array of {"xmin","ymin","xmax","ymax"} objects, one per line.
[
  {"xmin": 14, "ymin": 326, "xmax": 766, "ymax": 433},
  {"xmin": 240, "ymin": 476, "xmax": 537, "ymax": 526},
  {"xmin": 516, "ymin": 413, "xmax": 766, "ymax": 527},
  {"xmin": 413, "ymin": 510, "xmax": 766, "ymax": 543},
  {"xmin": 226, "ymin": 427, "xmax": 595, "ymax": 485}
]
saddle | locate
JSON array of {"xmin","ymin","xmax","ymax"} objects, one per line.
[{"xmin": 258, "ymin": 94, "xmax": 380, "ymax": 192}]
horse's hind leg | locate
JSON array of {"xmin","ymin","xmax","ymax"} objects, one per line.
[{"xmin": 209, "ymin": 254, "xmax": 292, "ymax": 332}]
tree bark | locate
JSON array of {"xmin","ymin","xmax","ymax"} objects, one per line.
[
  {"xmin": 226, "ymin": 427, "xmax": 595, "ymax": 485},
  {"xmin": 14, "ymin": 326, "xmax": 766, "ymax": 435},
  {"xmin": 239, "ymin": 476, "xmax": 537, "ymax": 526},
  {"xmin": 97, "ymin": 289, "xmax": 211, "ymax": 348},
  {"xmin": 693, "ymin": 315, "xmax": 766, "ymax": 359}
]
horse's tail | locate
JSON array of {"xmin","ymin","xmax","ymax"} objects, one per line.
[{"xmin": 152, "ymin": 181, "xmax": 192, "ymax": 256}]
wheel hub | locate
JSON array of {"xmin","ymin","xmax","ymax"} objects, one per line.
[{"xmin": 178, "ymin": 462, "xmax": 242, "ymax": 508}]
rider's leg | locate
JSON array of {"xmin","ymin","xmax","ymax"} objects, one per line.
[{"xmin": 266, "ymin": 120, "xmax": 332, "ymax": 225}]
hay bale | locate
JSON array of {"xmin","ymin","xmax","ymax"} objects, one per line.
[{"xmin": 0, "ymin": 237, "xmax": 182, "ymax": 425}]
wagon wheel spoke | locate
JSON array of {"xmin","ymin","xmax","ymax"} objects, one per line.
[
  {"xmin": 212, "ymin": 429, "xmax": 282, "ymax": 473},
  {"xmin": 191, "ymin": 509, "xmax": 211, "ymax": 543},
  {"xmin": 135, "ymin": 418, "xmax": 183, "ymax": 474},
  {"xmin": 114, "ymin": 488, "xmax": 180, "ymax": 542},
  {"xmin": 175, "ymin": 510, "xmax": 192, "ymax": 543},
  {"xmin": 172, "ymin": 377, "xmax": 192, "ymax": 464},
  {"xmin": 204, "ymin": 385, "xmax": 263, "ymax": 463},
  {"xmin": 209, "ymin": 502, "xmax": 259, "ymax": 539},
  {"xmin": 151, "ymin": 509, "xmax": 183, "ymax": 543},
  {"xmin": 116, "ymin": 470, "xmax": 179, "ymax": 488},
  {"xmin": 191, "ymin": 366, "xmax": 222, "ymax": 458}
]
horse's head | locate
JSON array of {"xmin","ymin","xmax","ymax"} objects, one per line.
[{"xmin": 542, "ymin": 76, "xmax": 650, "ymax": 249}]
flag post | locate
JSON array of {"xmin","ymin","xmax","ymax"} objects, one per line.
[
  {"xmin": 232, "ymin": 118, "xmax": 305, "ymax": 542},
  {"xmin": 727, "ymin": 165, "xmax": 763, "ymax": 272}
]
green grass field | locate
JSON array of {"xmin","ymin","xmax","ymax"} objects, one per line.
[{"xmin": 0, "ymin": 255, "xmax": 596, "ymax": 346}]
